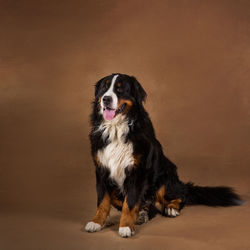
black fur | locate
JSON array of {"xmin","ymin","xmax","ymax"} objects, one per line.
[{"xmin": 89, "ymin": 73, "xmax": 242, "ymax": 221}]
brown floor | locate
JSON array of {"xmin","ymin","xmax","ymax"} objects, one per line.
[{"xmin": 1, "ymin": 0, "xmax": 250, "ymax": 249}]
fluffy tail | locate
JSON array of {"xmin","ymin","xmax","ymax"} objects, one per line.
[{"xmin": 185, "ymin": 182, "xmax": 243, "ymax": 206}]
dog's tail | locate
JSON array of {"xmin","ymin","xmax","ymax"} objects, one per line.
[{"xmin": 185, "ymin": 182, "xmax": 243, "ymax": 206}]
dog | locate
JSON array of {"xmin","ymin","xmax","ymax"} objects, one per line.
[{"xmin": 85, "ymin": 73, "xmax": 242, "ymax": 238}]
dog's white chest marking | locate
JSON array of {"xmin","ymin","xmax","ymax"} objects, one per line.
[{"xmin": 96, "ymin": 116, "xmax": 134, "ymax": 188}]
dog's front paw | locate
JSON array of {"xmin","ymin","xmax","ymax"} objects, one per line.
[
  {"xmin": 85, "ymin": 221, "xmax": 102, "ymax": 232},
  {"xmin": 118, "ymin": 227, "xmax": 135, "ymax": 238}
]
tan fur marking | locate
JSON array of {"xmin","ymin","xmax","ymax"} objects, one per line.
[
  {"xmin": 111, "ymin": 198, "xmax": 122, "ymax": 208},
  {"xmin": 111, "ymin": 191, "xmax": 123, "ymax": 209},
  {"xmin": 155, "ymin": 201, "xmax": 163, "ymax": 212},
  {"xmin": 120, "ymin": 198, "xmax": 139, "ymax": 232},
  {"xmin": 118, "ymin": 99, "xmax": 133, "ymax": 107},
  {"xmin": 118, "ymin": 99, "xmax": 133, "ymax": 113},
  {"xmin": 167, "ymin": 199, "xmax": 182, "ymax": 210},
  {"xmin": 111, "ymin": 198, "xmax": 123, "ymax": 208},
  {"xmin": 133, "ymin": 154, "xmax": 142, "ymax": 167},
  {"xmin": 91, "ymin": 193, "xmax": 111, "ymax": 226},
  {"xmin": 155, "ymin": 185, "xmax": 167, "ymax": 205},
  {"xmin": 155, "ymin": 185, "xmax": 182, "ymax": 212},
  {"xmin": 93, "ymin": 154, "xmax": 101, "ymax": 167},
  {"xmin": 117, "ymin": 82, "xmax": 122, "ymax": 87}
]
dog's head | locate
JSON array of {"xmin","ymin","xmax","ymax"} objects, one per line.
[{"xmin": 94, "ymin": 73, "xmax": 146, "ymax": 121}]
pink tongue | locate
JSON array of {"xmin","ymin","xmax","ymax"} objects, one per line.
[{"xmin": 104, "ymin": 109, "xmax": 116, "ymax": 120}]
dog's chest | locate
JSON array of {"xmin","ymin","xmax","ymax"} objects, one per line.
[{"xmin": 96, "ymin": 119, "xmax": 134, "ymax": 188}]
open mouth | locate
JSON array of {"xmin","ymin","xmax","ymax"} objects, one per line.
[{"xmin": 103, "ymin": 103, "xmax": 126, "ymax": 121}]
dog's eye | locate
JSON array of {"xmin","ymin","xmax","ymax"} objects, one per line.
[
  {"xmin": 117, "ymin": 87, "xmax": 123, "ymax": 93},
  {"xmin": 105, "ymin": 80, "xmax": 111, "ymax": 89}
]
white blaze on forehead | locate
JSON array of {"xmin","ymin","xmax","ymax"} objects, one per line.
[{"xmin": 101, "ymin": 74, "xmax": 119, "ymax": 110}]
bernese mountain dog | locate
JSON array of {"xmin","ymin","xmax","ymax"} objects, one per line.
[{"xmin": 85, "ymin": 73, "xmax": 242, "ymax": 238}]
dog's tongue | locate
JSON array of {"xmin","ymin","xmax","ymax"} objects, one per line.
[{"xmin": 104, "ymin": 109, "xmax": 116, "ymax": 120}]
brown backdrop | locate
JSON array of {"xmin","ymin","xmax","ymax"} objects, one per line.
[{"xmin": 0, "ymin": 1, "xmax": 250, "ymax": 249}]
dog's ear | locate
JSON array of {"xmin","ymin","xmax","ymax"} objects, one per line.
[{"xmin": 131, "ymin": 76, "xmax": 147, "ymax": 104}]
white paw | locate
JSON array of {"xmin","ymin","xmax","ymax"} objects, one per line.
[
  {"xmin": 165, "ymin": 208, "xmax": 180, "ymax": 217},
  {"xmin": 119, "ymin": 226, "xmax": 134, "ymax": 238},
  {"xmin": 85, "ymin": 222, "xmax": 102, "ymax": 232}
]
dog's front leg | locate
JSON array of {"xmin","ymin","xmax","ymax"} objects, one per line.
[
  {"xmin": 85, "ymin": 191, "xmax": 111, "ymax": 232},
  {"xmin": 85, "ymin": 170, "xmax": 111, "ymax": 233},
  {"xmin": 118, "ymin": 167, "xmax": 146, "ymax": 238},
  {"xmin": 119, "ymin": 196, "xmax": 139, "ymax": 238}
]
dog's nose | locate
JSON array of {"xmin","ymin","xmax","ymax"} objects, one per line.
[{"xmin": 103, "ymin": 95, "xmax": 112, "ymax": 105}]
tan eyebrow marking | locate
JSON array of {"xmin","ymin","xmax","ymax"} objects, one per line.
[
  {"xmin": 117, "ymin": 82, "xmax": 122, "ymax": 87},
  {"xmin": 106, "ymin": 79, "xmax": 111, "ymax": 84}
]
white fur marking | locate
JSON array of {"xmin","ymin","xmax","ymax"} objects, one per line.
[
  {"xmin": 166, "ymin": 208, "xmax": 180, "ymax": 217},
  {"xmin": 101, "ymin": 74, "xmax": 119, "ymax": 110},
  {"xmin": 85, "ymin": 222, "xmax": 102, "ymax": 232},
  {"xmin": 96, "ymin": 115, "xmax": 134, "ymax": 189},
  {"xmin": 119, "ymin": 227, "xmax": 134, "ymax": 237}
]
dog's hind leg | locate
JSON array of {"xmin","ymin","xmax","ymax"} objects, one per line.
[
  {"xmin": 136, "ymin": 209, "xmax": 149, "ymax": 225},
  {"xmin": 164, "ymin": 198, "xmax": 182, "ymax": 217},
  {"xmin": 136, "ymin": 202, "xmax": 159, "ymax": 224},
  {"xmin": 155, "ymin": 185, "xmax": 183, "ymax": 218}
]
